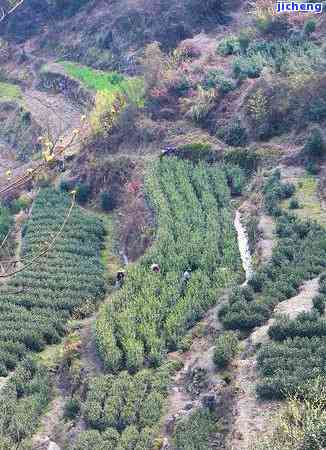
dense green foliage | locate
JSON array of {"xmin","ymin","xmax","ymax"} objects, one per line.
[
  {"xmin": 253, "ymin": 377, "xmax": 326, "ymax": 450},
  {"xmin": 256, "ymin": 336, "xmax": 326, "ymax": 400},
  {"xmin": 213, "ymin": 331, "xmax": 239, "ymax": 368},
  {"xmin": 0, "ymin": 357, "xmax": 51, "ymax": 448},
  {"xmin": 220, "ymin": 172, "xmax": 326, "ymax": 331},
  {"xmin": 172, "ymin": 408, "xmax": 217, "ymax": 450},
  {"xmin": 257, "ymin": 275, "xmax": 326, "ymax": 400},
  {"xmin": 74, "ymin": 362, "xmax": 177, "ymax": 450},
  {"xmin": 96, "ymin": 159, "xmax": 243, "ymax": 373},
  {"xmin": 61, "ymin": 62, "xmax": 125, "ymax": 92},
  {"xmin": 0, "ymin": 189, "xmax": 105, "ymax": 374},
  {"xmin": 263, "ymin": 169, "xmax": 295, "ymax": 215},
  {"xmin": 230, "ymin": 37, "xmax": 324, "ymax": 80}
]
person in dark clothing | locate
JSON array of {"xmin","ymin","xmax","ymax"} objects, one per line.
[{"xmin": 116, "ymin": 269, "xmax": 126, "ymax": 288}]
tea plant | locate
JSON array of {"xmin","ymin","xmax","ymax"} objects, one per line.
[
  {"xmin": 96, "ymin": 159, "xmax": 243, "ymax": 373},
  {"xmin": 0, "ymin": 188, "xmax": 105, "ymax": 374},
  {"xmin": 0, "ymin": 357, "xmax": 51, "ymax": 448}
]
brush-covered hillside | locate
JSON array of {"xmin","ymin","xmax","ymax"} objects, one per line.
[{"xmin": 0, "ymin": 1, "xmax": 326, "ymax": 450}]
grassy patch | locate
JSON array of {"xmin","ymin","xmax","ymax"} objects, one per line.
[
  {"xmin": 282, "ymin": 173, "xmax": 326, "ymax": 226},
  {"xmin": 60, "ymin": 61, "xmax": 126, "ymax": 92},
  {"xmin": 0, "ymin": 81, "xmax": 22, "ymax": 101}
]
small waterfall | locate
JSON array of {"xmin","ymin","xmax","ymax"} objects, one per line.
[{"xmin": 234, "ymin": 210, "xmax": 253, "ymax": 284}]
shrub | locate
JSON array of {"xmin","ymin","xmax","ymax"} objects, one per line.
[
  {"xmin": 304, "ymin": 19, "xmax": 316, "ymax": 35},
  {"xmin": 239, "ymin": 29, "xmax": 253, "ymax": 53},
  {"xmin": 100, "ymin": 191, "xmax": 117, "ymax": 212},
  {"xmin": 289, "ymin": 199, "xmax": 299, "ymax": 210},
  {"xmin": 233, "ymin": 56, "xmax": 263, "ymax": 80},
  {"xmin": 217, "ymin": 120, "xmax": 248, "ymax": 146},
  {"xmin": 248, "ymin": 272, "xmax": 265, "ymax": 292},
  {"xmin": 176, "ymin": 143, "xmax": 217, "ymax": 163},
  {"xmin": 64, "ymin": 397, "xmax": 80, "ymax": 420},
  {"xmin": 202, "ymin": 69, "xmax": 236, "ymax": 93},
  {"xmin": 216, "ymin": 36, "xmax": 240, "ymax": 56},
  {"xmin": 96, "ymin": 159, "xmax": 243, "ymax": 371},
  {"xmin": 213, "ymin": 331, "xmax": 239, "ymax": 368},
  {"xmin": 303, "ymin": 128, "xmax": 325, "ymax": 159},
  {"xmin": 76, "ymin": 183, "xmax": 91, "ymax": 204},
  {"xmin": 173, "ymin": 408, "xmax": 217, "ymax": 450},
  {"xmin": 313, "ymin": 294, "xmax": 326, "ymax": 314},
  {"xmin": 224, "ymin": 165, "xmax": 246, "ymax": 195}
]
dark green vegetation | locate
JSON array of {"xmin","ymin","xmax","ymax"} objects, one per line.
[
  {"xmin": 257, "ymin": 275, "xmax": 326, "ymax": 400},
  {"xmin": 172, "ymin": 408, "xmax": 218, "ymax": 450},
  {"xmin": 74, "ymin": 362, "xmax": 178, "ymax": 450},
  {"xmin": 0, "ymin": 357, "xmax": 51, "ymax": 449},
  {"xmin": 0, "ymin": 188, "xmax": 105, "ymax": 375},
  {"xmin": 96, "ymin": 159, "xmax": 243, "ymax": 373},
  {"xmin": 253, "ymin": 377, "xmax": 326, "ymax": 450},
  {"xmin": 213, "ymin": 331, "xmax": 239, "ymax": 369},
  {"xmin": 220, "ymin": 171, "xmax": 326, "ymax": 331}
]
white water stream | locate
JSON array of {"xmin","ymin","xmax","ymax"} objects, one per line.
[{"xmin": 234, "ymin": 210, "xmax": 254, "ymax": 284}]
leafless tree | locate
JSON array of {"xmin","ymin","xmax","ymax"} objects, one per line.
[{"xmin": 0, "ymin": 0, "xmax": 24, "ymax": 24}]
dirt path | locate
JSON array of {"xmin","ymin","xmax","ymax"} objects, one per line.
[
  {"xmin": 78, "ymin": 314, "xmax": 104, "ymax": 376},
  {"xmin": 256, "ymin": 214, "xmax": 275, "ymax": 263},
  {"xmin": 161, "ymin": 299, "xmax": 228, "ymax": 444},
  {"xmin": 32, "ymin": 396, "xmax": 66, "ymax": 450},
  {"xmin": 229, "ymin": 276, "xmax": 320, "ymax": 450}
]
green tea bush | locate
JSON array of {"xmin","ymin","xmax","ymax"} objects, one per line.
[
  {"xmin": 0, "ymin": 358, "xmax": 51, "ymax": 446},
  {"xmin": 173, "ymin": 408, "xmax": 217, "ymax": 450},
  {"xmin": 221, "ymin": 173, "xmax": 326, "ymax": 332},
  {"xmin": 256, "ymin": 336, "xmax": 326, "ymax": 399},
  {"xmin": 213, "ymin": 331, "xmax": 239, "ymax": 368},
  {"xmin": 79, "ymin": 363, "xmax": 175, "ymax": 449},
  {"xmin": 176, "ymin": 143, "xmax": 217, "ymax": 163},
  {"xmin": 257, "ymin": 275, "xmax": 326, "ymax": 400},
  {"xmin": 313, "ymin": 294, "xmax": 326, "ymax": 314},
  {"xmin": 224, "ymin": 165, "xmax": 246, "ymax": 195},
  {"xmin": 64, "ymin": 397, "xmax": 80, "ymax": 420},
  {"xmin": 268, "ymin": 311, "xmax": 326, "ymax": 341},
  {"xmin": 0, "ymin": 189, "xmax": 105, "ymax": 371},
  {"xmin": 304, "ymin": 19, "xmax": 316, "ymax": 36},
  {"xmin": 263, "ymin": 170, "xmax": 295, "ymax": 215},
  {"xmin": 96, "ymin": 159, "xmax": 243, "ymax": 371}
]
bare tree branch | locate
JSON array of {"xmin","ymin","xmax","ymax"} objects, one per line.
[{"xmin": 0, "ymin": 0, "xmax": 24, "ymax": 24}]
